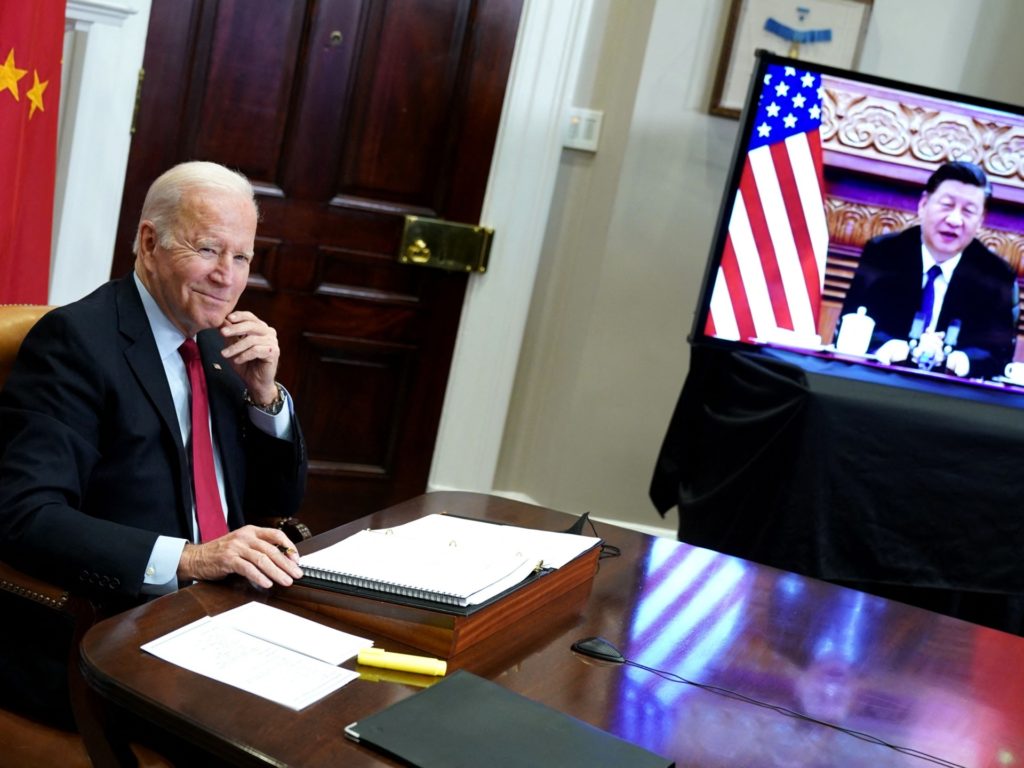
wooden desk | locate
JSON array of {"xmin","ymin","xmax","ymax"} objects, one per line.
[{"xmin": 81, "ymin": 492, "xmax": 1024, "ymax": 767}]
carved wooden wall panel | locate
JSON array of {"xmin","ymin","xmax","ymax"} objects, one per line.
[{"xmin": 822, "ymin": 77, "xmax": 1024, "ymax": 195}]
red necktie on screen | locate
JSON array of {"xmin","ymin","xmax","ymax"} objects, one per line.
[{"xmin": 179, "ymin": 339, "xmax": 229, "ymax": 542}]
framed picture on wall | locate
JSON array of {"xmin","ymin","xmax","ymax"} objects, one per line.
[{"xmin": 709, "ymin": 0, "xmax": 873, "ymax": 118}]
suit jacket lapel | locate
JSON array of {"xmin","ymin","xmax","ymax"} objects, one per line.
[
  {"xmin": 115, "ymin": 275, "xmax": 195, "ymax": 536},
  {"xmin": 937, "ymin": 240, "xmax": 980, "ymax": 329}
]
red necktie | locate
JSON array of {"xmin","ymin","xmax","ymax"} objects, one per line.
[{"xmin": 179, "ymin": 339, "xmax": 229, "ymax": 542}]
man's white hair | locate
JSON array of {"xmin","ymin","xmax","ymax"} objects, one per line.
[{"xmin": 132, "ymin": 161, "xmax": 257, "ymax": 255}]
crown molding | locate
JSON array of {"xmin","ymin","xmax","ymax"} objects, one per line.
[{"xmin": 65, "ymin": 0, "xmax": 136, "ymax": 29}]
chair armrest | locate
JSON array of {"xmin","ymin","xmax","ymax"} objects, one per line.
[
  {"xmin": 0, "ymin": 560, "xmax": 93, "ymax": 622},
  {"xmin": 0, "ymin": 560, "xmax": 177, "ymax": 766}
]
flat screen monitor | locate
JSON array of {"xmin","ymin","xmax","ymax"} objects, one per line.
[{"xmin": 693, "ymin": 50, "xmax": 1024, "ymax": 398}]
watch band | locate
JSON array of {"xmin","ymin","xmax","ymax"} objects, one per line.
[{"xmin": 243, "ymin": 382, "xmax": 285, "ymax": 415}]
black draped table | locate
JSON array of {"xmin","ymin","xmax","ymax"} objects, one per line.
[{"xmin": 651, "ymin": 344, "xmax": 1024, "ymax": 632}]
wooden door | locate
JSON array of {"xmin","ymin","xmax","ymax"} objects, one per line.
[{"xmin": 112, "ymin": 0, "xmax": 523, "ymax": 533}]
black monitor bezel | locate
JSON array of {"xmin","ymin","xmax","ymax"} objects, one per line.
[{"xmin": 690, "ymin": 50, "xmax": 1024, "ymax": 368}]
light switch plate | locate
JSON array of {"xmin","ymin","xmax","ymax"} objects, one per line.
[{"xmin": 564, "ymin": 107, "xmax": 603, "ymax": 152}]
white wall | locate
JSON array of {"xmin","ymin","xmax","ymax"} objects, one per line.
[{"xmin": 52, "ymin": 0, "xmax": 151, "ymax": 305}]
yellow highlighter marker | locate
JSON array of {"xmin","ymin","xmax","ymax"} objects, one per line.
[{"xmin": 357, "ymin": 647, "xmax": 448, "ymax": 677}]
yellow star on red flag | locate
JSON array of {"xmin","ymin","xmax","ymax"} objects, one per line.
[
  {"xmin": 0, "ymin": 48, "xmax": 28, "ymax": 101},
  {"xmin": 26, "ymin": 70, "xmax": 47, "ymax": 119}
]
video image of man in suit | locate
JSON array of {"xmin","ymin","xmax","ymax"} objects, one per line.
[{"xmin": 839, "ymin": 161, "xmax": 1018, "ymax": 380}]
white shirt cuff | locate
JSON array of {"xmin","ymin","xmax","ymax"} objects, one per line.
[
  {"xmin": 247, "ymin": 385, "xmax": 294, "ymax": 441},
  {"xmin": 141, "ymin": 536, "xmax": 188, "ymax": 595}
]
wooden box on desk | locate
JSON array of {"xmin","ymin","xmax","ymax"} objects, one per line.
[{"xmin": 275, "ymin": 546, "xmax": 600, "ymax": 658}]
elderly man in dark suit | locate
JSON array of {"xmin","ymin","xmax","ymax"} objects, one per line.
[
  {"xmin": 0, "ymin": 161, "xmax": 307, "ymax": 725},
  {"xmin": 839, "ymin": 161, "xmax": 1018, "ymax": 379}
]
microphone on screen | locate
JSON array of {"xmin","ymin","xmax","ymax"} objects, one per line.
[{"xmin": 943, "ymin": 319, "xmax": 961, "ymax": 352}]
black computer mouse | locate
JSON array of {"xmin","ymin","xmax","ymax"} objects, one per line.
[{"xmin": 571, "ymin": 636, "xmax": 625, "ymax": 663}]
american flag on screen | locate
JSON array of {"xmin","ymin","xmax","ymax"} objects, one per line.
[{"xmin": 704, "ymin": 64, "xmax": 829, "ymax": 343}]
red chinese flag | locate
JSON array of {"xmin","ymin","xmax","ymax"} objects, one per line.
[{"xmin": 0, "ymin": 1, "xmax": 63, "ymax": 303}]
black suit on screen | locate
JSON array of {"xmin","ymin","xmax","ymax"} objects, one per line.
[{"xmin": 840, "ymin": 226, "xmax": 1018, "ymax": 379}]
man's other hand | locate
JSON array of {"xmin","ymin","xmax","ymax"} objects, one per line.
[
  {"xmin": 945, "ymin": 349, "xmax": 970, "ymax": 377},
  {"xmin": 177, "ymin": 525, "xmax": 303, "ymax": 589},
  {"xmin": 875, "ymin": 339, "xmax": 910, "ymax": 365}
]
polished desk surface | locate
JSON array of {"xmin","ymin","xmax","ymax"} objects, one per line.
[{"xmin": 81, "ymin": 492, "xmax": 1024, "ymax": 767}]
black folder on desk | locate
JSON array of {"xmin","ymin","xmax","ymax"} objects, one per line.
[{"xmin": 344, "ymin": 670, "xmax": 674, "ymax": 768}]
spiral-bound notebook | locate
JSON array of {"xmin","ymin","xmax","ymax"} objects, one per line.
[
  {"xmin": 299, "ymin": 514, "xmax": 600, "ymax": 608},
  {"xmin": 344, "ymin": 670, "xmax": 674, "ymax": 768}
]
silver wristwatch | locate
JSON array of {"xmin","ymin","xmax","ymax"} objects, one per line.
[{"xmin": 243, "ymin": 382, "xmax": 285, "ymax": 415}]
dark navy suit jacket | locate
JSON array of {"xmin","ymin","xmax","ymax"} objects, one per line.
[{"xmin": 0, "ymin": 274, "xmax": 306, "ymax": 604}]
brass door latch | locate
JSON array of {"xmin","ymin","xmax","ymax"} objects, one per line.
[{"xmin": 398, "ymin": 216, "xmax": 494, "ymax": 273}]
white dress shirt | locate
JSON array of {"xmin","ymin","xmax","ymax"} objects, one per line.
[{"xmin": 134, "ymin": 273, "xmax": 293, "ymax": 593}]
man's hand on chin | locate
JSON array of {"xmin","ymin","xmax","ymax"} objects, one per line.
[{"xmin": 219, "ymin": 311, "xmax": 281, "ymax": 403}]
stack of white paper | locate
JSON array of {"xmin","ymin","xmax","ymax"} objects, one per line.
[{"xmin": 141, "ymin": 602, "xmax": 373, "ymax": 710}]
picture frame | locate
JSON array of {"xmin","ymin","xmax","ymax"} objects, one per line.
[{"xmin": 709, "ymin": 0, "xmax": 873, "ymax": 118}]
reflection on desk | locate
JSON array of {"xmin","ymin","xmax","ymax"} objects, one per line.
[{"xmin": 82, "ymin": 492, "xmax": 1024, "ymax": 767}]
